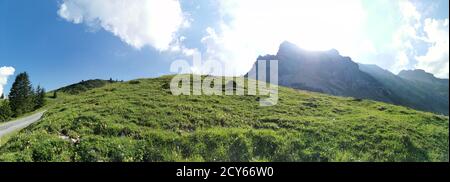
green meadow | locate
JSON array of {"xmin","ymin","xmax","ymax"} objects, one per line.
[{"xmin": 0, "ymin": 75, "xmax": 448, "ymax": 162}]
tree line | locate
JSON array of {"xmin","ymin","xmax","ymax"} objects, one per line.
[{"xmin": 1, "ymin": 72, "xmax": 46, "ymax": 122}]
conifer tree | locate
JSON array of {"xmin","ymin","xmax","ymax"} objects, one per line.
[
  {"xmin": 34, "ymin": 85, "xmax": 46, "ymax": 109},
  {"xmin": 0, "ymin": 100, "xmax": 12, "ymax": 122},
  {"xmin": 8, "ymin": 72, "xmax": 33, "ymax": 116}
]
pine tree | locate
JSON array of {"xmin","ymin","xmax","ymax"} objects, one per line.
[
  {"xmin": 0, "ymin": 94, "xmax": 4, "ymax": 99},
  {"xmin": 8, "ymin": 72, "xmax": 34, "ymax": 116},
  {"xmin": 34, "ymin": 85, "xmax": 46, "ymax": 109},
  {"xmin": 0, "ymin": 100, "xmax": 13, "ymax": 122}
]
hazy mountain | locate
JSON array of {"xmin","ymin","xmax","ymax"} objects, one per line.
[
  {"xmin": 359, "ymin": 65, "xmax": 449, "ymax": 115},
  {"xmin": 248, "ymin": 41, "xmax": 449, "ymax": 115},
  {"xmin": 398, "ymin": 70, "xmax": 449, "ymax": 101}
]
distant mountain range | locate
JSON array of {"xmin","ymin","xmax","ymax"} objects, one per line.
[{"xmin": 247, "ymin": 41, "xmax": 449, "ymax": 115}]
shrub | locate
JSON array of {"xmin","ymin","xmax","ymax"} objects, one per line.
[{"xmin": 129, "ymin": 80, "xmax": 140, "ymax": 84}]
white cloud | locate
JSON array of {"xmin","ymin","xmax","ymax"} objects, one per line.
[
  {"xmin": 387, "ymin": 0, "xmax": 421, "ymax": 74},
  {"xmin": 58, "ymin": 0, "xmax": 188, "ymax": 51},
  {"xmin": 399, "ymin": 0, "xmax": 421, "ymax": 23},
  {"xmin": 0, "ymin": 66, "xmax": 15, "ymax": 97},
  {"xmin": 389, "ymin": 0, "xmax": 449, "ymax": 78},
  {"xmin": 201, "ymin": 0, "xmax": 371, "ymax": 75},
  {"xmin": 201, "ymin": 0, "xmax": 448, "ymax": 78},
  {"xmin": 415, "ymin": 18, "xmax": 449, "ymax": 78},
  {"xmin": 392, "ymin": 51, "xmax": 410, "ymax": 74},
  {"xmin": 168, "ymin": 36, "xmax": 198, "ymax": 56}
]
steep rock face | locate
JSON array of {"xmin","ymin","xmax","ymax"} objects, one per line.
[
  {"xmin": 247, "ymin": 41, "xmax": 449, "ymax": 115},
  {"xmin": 248, "ymin": 41, "xmax": 394, "ymax": 103}
]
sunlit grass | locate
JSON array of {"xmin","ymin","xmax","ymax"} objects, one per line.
[{"xmin": 0, "ymin": 75, "xmax": 447, "ymax": 162}]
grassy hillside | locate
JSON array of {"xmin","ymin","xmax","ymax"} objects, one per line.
[
  {"xmin": 56, "ymin": 79, "xmax": 118, "ymax": 95},
  {"xmin": 0, "ymin": 75, "xmax": 448, "ymax": 162}
]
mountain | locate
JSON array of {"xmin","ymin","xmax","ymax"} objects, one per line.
[
  {"xmin": 398, "ymin": 69, "xmax": 447, "ymax": 84},
  {"xmin": 398, "ymin": 69, "xmax": 449, "ymax": 101},
  {"xmin": 248, "ymin": 41, "xmax": 449, "ymax": 115},
  {"xmin": 0, "ymin": 75, "xmax": 447, "ymax": 161},
  {"xmin": 359, "ymin": 65, "xmax": 449, "ymax": 115}
]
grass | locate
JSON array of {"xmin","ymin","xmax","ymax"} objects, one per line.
[
  {"xmin": 56, "ymin": 79, "xmax": 118, "ymax": 95},
  {"xmin": 0, "ymin": 130, "xmax": 19, "ymax": 147},
  {"xmin": 0, "ymin": 75, "xmax": 448, "ymax": 162}
]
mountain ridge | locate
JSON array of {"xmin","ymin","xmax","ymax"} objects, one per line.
[{"xmin": 248, "ymin": 41, "xmax": 449, "ymax": 115}]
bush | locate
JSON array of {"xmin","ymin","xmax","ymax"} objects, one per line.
[{"xmin": 129, "ymin": 80, "xmax": 140, "ymax": 84}]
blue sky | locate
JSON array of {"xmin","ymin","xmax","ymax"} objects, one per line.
[{"xmin": 1, "ymin": 0, "xmax": 449, "ymax": 96}]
